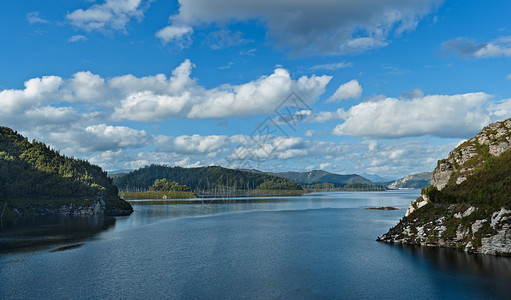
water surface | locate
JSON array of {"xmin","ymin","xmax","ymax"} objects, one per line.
[{"xmin": 1, "ymin": 190, "xmax": 510, "ymax": 299}]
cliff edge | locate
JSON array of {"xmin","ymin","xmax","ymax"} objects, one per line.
[{"xmin": 378, "ymin": 119, "xmax": 511, "ymax": 256}]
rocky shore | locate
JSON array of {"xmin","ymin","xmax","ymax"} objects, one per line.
[{"xmin": 378, "ymin": 119, "xmax": 511, "ymax": 256}]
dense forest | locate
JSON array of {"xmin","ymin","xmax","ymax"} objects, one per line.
[
  {"xmin": 271, "ymin": 170, "xmax": 373, "ymax": 185},
  {"xmin": 0, "ymin": 127, "xmax": 132, "ymax": 216},
  {"xmin": 149, "ymin": 179, "xmax": 190, "ymax": 192},
  {"xmin": 113, "ymin": 165, "xmax": 303, "ymax": 194},
  {"xmin": 303, "ymin": 182, "xmax": 387, "ymax": 191}
]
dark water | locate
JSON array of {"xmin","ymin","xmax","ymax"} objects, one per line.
[{"xmin": 1, "ymin": 190, "xmax": 511, "ymax": 299}]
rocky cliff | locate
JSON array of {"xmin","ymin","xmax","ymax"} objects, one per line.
[
  {"xmin": 378, "ymin": 119, "xmax": 511, "ymax": 256},
  {"xmin": 388, "ymin": 172, "xmax": 431, "ymax": 189}
]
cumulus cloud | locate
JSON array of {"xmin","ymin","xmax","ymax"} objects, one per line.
[
  {"xmin": 155, "ymin": 25, "xmax": 193, "ymax": 45},
  {"xmin": 67, "ymin": 0, "xmax": 149, "ymax": 32},
  {"xmin": 327, "ymin": 80, "xmax": 362, "ymax": 102},
  {"xmin": 333, "ymin": 92, "xmax": 492, "ymax": 138},
  {"xmin": 0, "ymin": 76, "xmax": 63, "ymax": 114},
  {"xmin": 112, "ymin": 60, "xmax": 331, "ymax": 120},
  {"xmin": 156, "ymin": 134, "xmax": 244, "ymax": 156},
  {"xmin": 442, "ymin": 36, "xmax": 511, "ymax": 58},
  {"xmin": 161, "ymin": 0, "xmax": 442, "ymax": 54},
  {"xmin": 0, "ymin": 59, "xmax": 330, "ymax": 124}
]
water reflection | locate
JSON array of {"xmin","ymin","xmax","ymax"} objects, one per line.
[
  {"xmin": 0, "ymin": 216, "xmax": 116, "ymax": 253},
  {"xmin": 395, "ymin": 245, "xmax": 511, "ymax": 298}
]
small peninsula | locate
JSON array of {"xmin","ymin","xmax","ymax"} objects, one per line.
[
  {"xmin": 0, "ymin": 127, "xmax": 133, "ymax": 217},
  {"xmin": 378, "ymin": 118, "xmax": 511, "ymax": 256}
]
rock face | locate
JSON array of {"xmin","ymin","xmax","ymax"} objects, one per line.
[
  {"xmin": 378, "ymin": 118, "xmax": 511, "ymax": 256},
  {"xmin": 12, "ymin": 200, "xmax": 106, "ymax": 217},
  {"xmin": 431, "ymin": 119, "xmax": 511, "ymax": 190},
  {"xmin": 388, "ymin": 172, "xmax": 431, "ymax": 190}
]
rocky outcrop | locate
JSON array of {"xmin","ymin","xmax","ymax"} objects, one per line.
[
  {"xmin": 431, "ymin": 119, "xmax": 511, "ymax": 190},
  {"xmin": 11, "ymin": 199, "xmax": 107, "ymax": 217},
  {"xmin": 388, "ymin": 172, "xmax": 431, "ymax": 190},
  {"xmin": 405, "ymin": 195, "xmax": 430, "ymax": 217},
  {"xmin": 379, "ymin": 118, "xmax": 511, "ymax": 256},
  {"xmin": 378, "ymin": 205, "xmax": 511, "ymax": 256}
]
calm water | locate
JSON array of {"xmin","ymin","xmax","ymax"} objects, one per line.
[{"xmin": 1, "ymin": 190, "xmax": 511, "ymax": 299}]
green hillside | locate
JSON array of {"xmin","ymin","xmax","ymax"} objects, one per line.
[
  {"xmin": 0, "ymin": 127, "xmax": 133, "ymax": 216},
  {"xmin": 113, "ymin": 164, "xmax": 303, "ymax": 194},
  {"xmin": 271, "ymin": 170, "xmax": 373, "ymax": 186},
  {"xmin": 378, "ymin": 118, "xmax": 511, "ymax": 255}
]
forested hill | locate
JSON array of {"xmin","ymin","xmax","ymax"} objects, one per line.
[
  {"xmin": 0, "ymin": 127, "xmax": 132, "ymax": 216},
  {"xmin": 113, "ymin": 165, "xmax": 303, "ymax": 193},
  {"xmin": 271, "ymin": 170, "xmax": 373, "ymax": 186}
]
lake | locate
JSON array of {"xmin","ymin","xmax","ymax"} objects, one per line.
[{"xmin": 1, "ymin": 190, "xmax": 511, "ymax": 299}]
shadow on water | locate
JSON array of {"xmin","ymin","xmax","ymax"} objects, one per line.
[
  {"xmin": 0, "ymin": 216, "xmax": 116, "ymax": 253},
  {"xmin": 395, "ymin": 244, "xmax": 511, "ymax": 298}
]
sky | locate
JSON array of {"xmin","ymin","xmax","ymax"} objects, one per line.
[{"xmin": 1, "ymin": 0, "xmax": 511, "ymax": 179}]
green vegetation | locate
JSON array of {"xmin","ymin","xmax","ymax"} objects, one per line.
[
  {"xmin": 150, "ymin": 178, "xmax": 191, "ymax": 192},
  {"xmin": 304, "ymin": 182, "xmax": 387, "ymax": 191},
  {"xmin": 423, "ymin": 149, "xmax": 511, "ymax": 209},
  {"xmin": 271, "ymin": 170, "xmax": 373, "ymax": 185},
  {"xmin": 121, "ymin": 191, "xmax": 197, "ymax": 200},
  {"xmin": 0, "ymin": 127, "xmax": 133, "ymax": 216},
  {"xmin": 255, "ymin": 177, "xmax": 302, "ymax": 190},
  {"xmin": 113, "ymin": 165, "xmax": 304, "ymax": 195},
  {"xmin": 365, "ymin": 206, "xmax": 398, "ymax": 210}
]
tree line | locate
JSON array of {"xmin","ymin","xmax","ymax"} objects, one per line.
[{"xmin": 113, "ymin": 165, "xmax": 303, "ymax": 193}]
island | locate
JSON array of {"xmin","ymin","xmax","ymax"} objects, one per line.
[
  {"xmin": 378, "ymin": 118, "xmax": 511, "ymax": 256},
  {"xmin": 365, "ymin": 207, "xmax": 398, "ymax": 210},
  {"xmin": 0, "ymin": 127, "xmax": 133, "ymax": 217}
]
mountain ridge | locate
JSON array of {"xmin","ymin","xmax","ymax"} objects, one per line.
[
  {"xmin": 270, "ymin": 169, "xmax": 373, "ymax": 186},
  {"xmin": 387, "ymin": 172, "xmax": 431, "ymax": 189}
]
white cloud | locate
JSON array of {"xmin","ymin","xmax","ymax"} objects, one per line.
[
  {"xmin": 112, "ymin": 60, "xmax": 331, "ymax": 120},
  {"xmin": 333, "ymin": 92, "xmax": 492, "ymax": 138},
  {"xmin": 85, "ymin": 124, "xmax": 152, "ymax": 149},
  {"xmin": 442, "ymin": 36, "xmax": 511, "ymax": 58},
  {"xmin": 67, "ymin": 0, "xmax": 149, "ymax": 32},
  {"xmin": 489, "ymin": 98, "xmax": 511, "ymax": 119},
  {"xmin": 68, "ymin": 35, "xmax": 88, "ymax": 43},
  {"xmin": 44, "ymin": 124, "xmax": 153, "ymax": 154},
  {"xmin": 0, "ymin": 76, "xmax": 63, "ymax": 114},
  {"xmin": 161, "ymin": 0, "xmax": 442, "ymax": 55},
  {"xmin": 157, "ymin": 134, "xmax": 244, "ymax": 156},
  {"xmin": 26, "ymin": 12, "xmax": 49, "ymax": 24},
  {"xmin": 320, "ymin": 163, "xmax": 332, "ymax": 169},
  {"xmin": 155, "ymin": 25, "xmax": 193, "ymax": 45},
  {"xmin": 327, "ymin": 80, "xmax": 362, "ymax": 102},
  {"xmin": 507, "ymin": 74, "xmax": 511, "ymax": 80},
  {"xmin": 63, "ymin": 71, "xmax": 108, "ymax": 102},
  {"xmin": 310, "ymin": 62, "xmax": 352, "ymax": 71}
]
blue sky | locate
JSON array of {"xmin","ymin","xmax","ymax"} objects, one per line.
[{"xmin": 1, "ymin": 0, "xmax": 511, "ymax": 178}]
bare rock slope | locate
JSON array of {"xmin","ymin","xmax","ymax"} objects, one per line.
[{"xmin": 378, "ymin": 119, "xmax": 511, "ymax": 256}]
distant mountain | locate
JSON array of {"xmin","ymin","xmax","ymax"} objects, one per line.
[
  {"xmin": 360, "ymin": 173, "xmax": 396, "ymax": 183},
  {"xmin": 113, "ymin": 165, "xmax": 302, "ymax": 194},
  {"xmin": 271, "ymin": 170, "xmax": 373, "ymax": 186},
  {"xmin": 387, "ymin": 172, "xmax": 431, "ymax": 189},
  {"xmin": 0, "ymin": 127, "xmax": 133, "ymax": 217}
]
